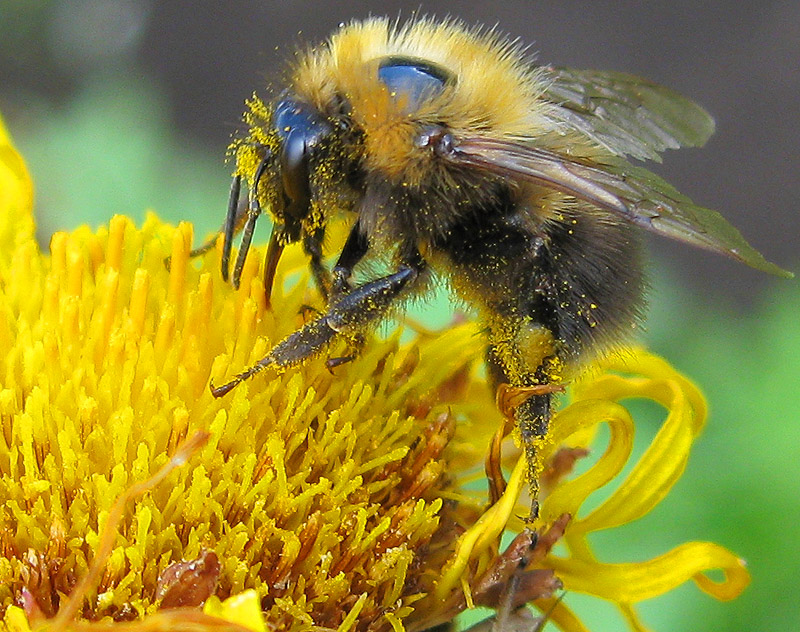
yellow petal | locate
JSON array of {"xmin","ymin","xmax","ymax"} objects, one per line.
[
  {"xmin": 0, "ymin": 116, "xmax": 35, "ymax": 250},
  {"xmin": 2, "ymin": 606, "xmax": 32, "ymax": 632},
  {"xmin": 574, "ymin": 374, "xmax": 696, "ymax": 532},
  {"xmin": 435, "ymin": 454, "xmax": 528, "ymax": 602},
  {"xmin": 541, "ymin": 399, "xmax": 634, "ymax": 528},
  {"xmin": 618, "ymin": 602, "xmax": 654, "ymax": 632},
  {"xmin": 555, "ymin": 349, "xmax": 706, "ymax": 533},
  {"xmin": 203, "ymin": 589, "xmax": 268, "ymax": 632},
  {"xmin": 547, "ymin": 541, "xmax": 749, "ymax": 603},
  {"xmin": 534, "ymin": 598, "xmax": 591, "ymax": 632}
]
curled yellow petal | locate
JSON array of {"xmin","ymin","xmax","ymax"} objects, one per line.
[
  {"xmin": 435, "ymin": 454, "xmax": 527, "ymax": 602},
  {"xmin": 548, "ymin": 540, "xmax": 749, "ymax": 604},
  {"xmin": 576, "ymin": 349, "xmax": 707, "ymax": 431},
  {"xmin": 534, "ymin": 348, "xmax": 749, "ymax": 630},
  {"xmin": 575, "ymin": 375, "xmax": 696, "ymax": 532},
  {"xmin": 541, "ymin": 400, "xmax": 634, "ymax": 528}
]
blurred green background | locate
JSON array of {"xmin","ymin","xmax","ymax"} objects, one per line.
[{"xmin": 1, "ymin": 2, "xmax": 797, "ymax": 631}]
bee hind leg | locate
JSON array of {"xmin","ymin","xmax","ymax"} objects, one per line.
[
  {"xmin": 487, "ymin": 329, "xmax": 562, "ymax": 523},
  {"xmin": 514, "ymin": 386, "xmax": 551, "ymax": 522}
]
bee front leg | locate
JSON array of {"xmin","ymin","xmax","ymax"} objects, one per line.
[
  {"xmin": 210, "ymin": 260, "xmax": 420, "ymax": 397},
  {"xmin": 329, "ymin": 219, "xmax": 369, "ymax": 299},
  {"xmin": 303, "ymin": 229, "xmax": 331, "ymax": 301},
  {"xmin": 221, "ymin": 174, "xmax": 245, "ymax": 282}
]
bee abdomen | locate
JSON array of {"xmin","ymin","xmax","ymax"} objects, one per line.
[
  {"xmin": 440, "ymin": 197, "xmax": 645, "ymax": 365},
  {"xmin": 540, "ymin": 207, "xmax": 645, "ymax": 360}
]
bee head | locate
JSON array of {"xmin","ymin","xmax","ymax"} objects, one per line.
[
  {"xmin": 222, "ymin": 95, "xmax": 334, "ymax": 292},
  {"xmin": 224, "ymin": 55, "xmax": 456, "ymax": 293},
  {"xmin": 242, "ymin": 56, "xmax": 452, "ymax": 238}
]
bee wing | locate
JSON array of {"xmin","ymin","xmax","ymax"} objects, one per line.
[
  {"xmin": 540, "ymin": 67, "xmax": 715, "ymax": 162},
  {"xmin": 447, "ymin": 137, "xmax": 792, "ymax": 277}
]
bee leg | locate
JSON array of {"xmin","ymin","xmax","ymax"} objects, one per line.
[
  {"xmin": 298, "ymin": 304, "xmax": 321, "ymax": 319},
  {"xmin": 210, "ymin": 261, "xmax": 419, "ymax": 397},
  {"xmin": 326, "ymin": 355, "xmax": 355, "ymax": 370},
  {"xmin": 231, "ymin": 158, "xmax": 272, "ymax": 290},
  {"xmin": 302, "ymin": 229, "xmax": 331, "ymax": 301},
  {"xmin": 487, "ymin": 341, "xmax": 560, "ymax": 523},
  {"xmin": 231, "ymin": 201, "xmax": 260, "ymax": 290},
  {"xmin": 515, "ymin": 384, "xmax": 551, "ymax": 522},
  {"xmin": 326, "ymin": 334, "xmax": 365, "ymax": 371},
  {"xmin": 330, "ymin": 220, "xmax": 369, "ymax": 298}
]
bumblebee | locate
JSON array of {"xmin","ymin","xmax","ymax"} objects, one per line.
[{"xmin": 204, "ymin": 17, "xmax": 791, "ymax": 518}]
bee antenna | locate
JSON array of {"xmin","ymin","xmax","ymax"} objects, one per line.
[
  {"xmin": 221, "ymin": 174, "xmax": 242, "ymax": 282},
  {"xmin": 164, "ymin": 216, "xmax": 228, "ymax": 274},
  {"xmin": 231, "ymin": 156, "xmax": 271, "ymax": 290}
]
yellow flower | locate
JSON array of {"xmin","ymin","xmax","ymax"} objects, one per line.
[{"xmin": 0, "ymin": 114, "xmax": 747, "ymax": 632}]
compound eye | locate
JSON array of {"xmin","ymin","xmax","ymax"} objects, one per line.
[
  {"xmin": 272, "ymin": 97, "xmax": 333, "ymax": 218},
  {"xmin": 274, "ymin": 98, "xmax": 331, "ymax": 146},
  {"xmin": 281, "ymin": 128, "xmax": 311, "ymax": 205},
  {"xmin": 378, "ymin": 57, "xmax": 454, "ymax": 112}
]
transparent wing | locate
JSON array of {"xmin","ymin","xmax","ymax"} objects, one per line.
[
  {"xmin": 446, "ymin": 136, "xmax": 792, "ymax": 277},
  {"xmin": 540, "ymin": 67, "xmax": 716, "ymax": 162}
]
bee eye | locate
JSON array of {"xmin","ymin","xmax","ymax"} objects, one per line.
[
  {"xmin": 273, "ymin": 97, "xmax": 332, "ymax": 150},
  {"xmin": 281, "ymin": 129, "xmax": 311, "ymax": 205},
  {"xmin": 272, "ymin": 97, "xmax": 333, "ymax": 220},
  {"xmin": 378, "ymin": 57, "xmax": 454, "ymax": 111}
]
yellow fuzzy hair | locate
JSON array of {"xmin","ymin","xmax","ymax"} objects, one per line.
[{"xmin": 290, "ymin": 17, "xmax": 562, "ymax": 180}]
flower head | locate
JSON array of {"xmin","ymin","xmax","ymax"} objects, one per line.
[{"xmin": 0, "ymin": 115, "xmax": 747, "ymax": 632}]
